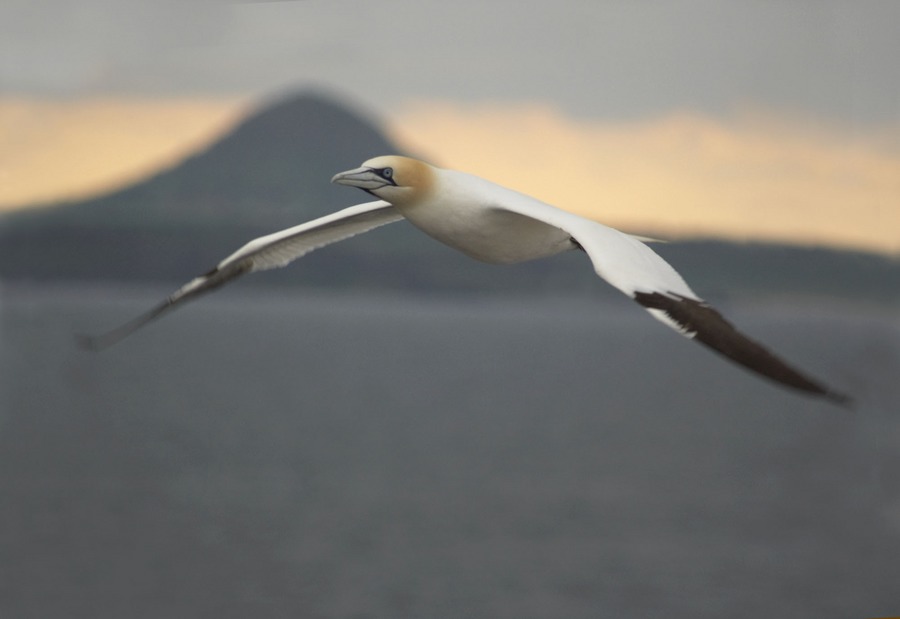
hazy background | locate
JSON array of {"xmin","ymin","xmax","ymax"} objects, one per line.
[
  {"xmin": 1, "ymin": 2, "xmax": 899, "ymax": 617},
  {"xmin": 2, "ymin": 286, "xmax": 899, "ymax": 618},
  {"xmin": 2, "ymin": 0, "xmax": 899, "ymax": 251}
]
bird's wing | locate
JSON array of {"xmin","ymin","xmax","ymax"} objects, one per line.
[
  {"xmin": 80, "ymin": 200, "xmax": 402, "ymax": 350},
  {"xmin": 488, "ymin": 198, "xmax": 851, "ymax": 406}
]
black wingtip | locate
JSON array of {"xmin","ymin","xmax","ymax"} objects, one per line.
[{"xmin": 634, "ymin": 291, "xmax": 854, "ymax": 409}]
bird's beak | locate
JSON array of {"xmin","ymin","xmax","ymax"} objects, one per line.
[{"xmin": 331, "ymin": 166, "xmax": 389, "ymax": 190}]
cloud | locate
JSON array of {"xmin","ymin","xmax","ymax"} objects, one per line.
[
  {"xmin": 390, "ymin": 101, "xmax": 900, "ymax": 254},
  {"xmin": 2, "ymin": 96, "xmax": 897, "ymax": 256},
  {"xmin": 0, "ymin": 97, "xmax": 247, "ymax": 209},
  {"xmin": 2, "ymin": 2, "xmax": 898, "ymax": 124}
]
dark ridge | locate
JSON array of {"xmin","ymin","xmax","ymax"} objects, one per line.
[{"xmin": 652, "ymin": 240, "xmax": 900, "ymax": 305}]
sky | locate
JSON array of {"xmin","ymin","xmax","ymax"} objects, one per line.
[{"xmin": 1, "ymin": 0, "xmax": 898, "ymax": 253}]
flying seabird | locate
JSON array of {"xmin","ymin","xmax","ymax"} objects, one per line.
[{"xmin": 81, "ymin": 155, "xmax": 851, "ymax": 406}]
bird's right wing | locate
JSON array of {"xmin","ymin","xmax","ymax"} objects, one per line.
[
  {"xmin": 487, "ymin": 197, "xmax": 851, "ymax": 407},
  {"xmin": 80, "ymin": 200, "xmax": 402, "ymax": 350}
]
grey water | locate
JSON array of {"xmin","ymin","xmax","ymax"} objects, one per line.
[{"xmin": 1, "ymin": 283, "xmax": 898, "ymax": 619}]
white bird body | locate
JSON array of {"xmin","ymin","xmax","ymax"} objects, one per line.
[
  {"xmin": 81, "ymin": 155, "xmax": 850, "ymax": 406},
  {"xmin": 394, "ymin": 164, "xmax": 697, "ymax": 334},
  {"xmin": 400, "ymin": 169, "xmax": 576, "ymax": 264}
]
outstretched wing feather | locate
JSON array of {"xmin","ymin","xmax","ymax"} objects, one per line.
[
  {"xmin": 80, "ymin": 201, "xmax": 401, "ymax": 349},
  {"xmin": 487, "ymin": 199, "xmax": 850, "ymax": 405}
]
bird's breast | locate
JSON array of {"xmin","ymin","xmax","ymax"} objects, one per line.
[{"xmin": 397, "ymin": 182, "xmax": 574, "ymax": 265}]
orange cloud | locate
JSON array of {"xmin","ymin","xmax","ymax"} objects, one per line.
[
  {"xmin": 390, "ymin": 101, "xmax": 900, "ymax": 254},
  {"xmin": 0, "ymin": 97, "xmax": 248, "ymax": 210},
  {"xmin": 2, "ymin": 96, "xmax": 897, "ymax": 256}
]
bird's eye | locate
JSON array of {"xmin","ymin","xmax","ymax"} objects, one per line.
[{"xmin": 381, "ymin": 167, "xmax": 393, "ymax": 179}]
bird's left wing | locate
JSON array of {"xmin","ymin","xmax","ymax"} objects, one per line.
[
  {"xmin": 80, "ymin": 200, "xmax": 402, "ymax": 350},
  {"xmin": 488, "ymin": 198, "xmax": 851, "ymax": 406}
]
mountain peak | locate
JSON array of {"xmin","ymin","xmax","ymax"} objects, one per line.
[
  {"xmin": 11, "ymin": 90, "xmax": 406, "ymax": 229},
  {"xmin": 197, "ymin": 91, "xmax": 400, "ymax": 186},
  {"xmin": 221, "ymin": 90, "xmax": 389, "ymax": 156}
]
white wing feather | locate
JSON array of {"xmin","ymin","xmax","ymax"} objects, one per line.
[
  {"xmin": 218, "ymin": 200, "xmax": 400, "ymax": 271},
  {"xmin": 80, "ymin": 200, "xmax": 401, "ymax": 349},
  {"xmin": 485, "ymin": 197, "xmax": 699, "ymax": 331},
  {"xmin": 486, "ymin": 197, "xmax": 850, "ymax": 405}
]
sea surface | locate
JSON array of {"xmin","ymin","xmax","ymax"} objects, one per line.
[{"xmin": 1, "ymin": 283, "xmax": 898, "ymax": 619}]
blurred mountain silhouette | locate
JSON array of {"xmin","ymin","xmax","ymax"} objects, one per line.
[
  {"xmin": 0, "ymin": 90, "xmax": 897, "ymax": 304},
  {"xmin": 6, "ymin": 91, "xmax": 401, "ymax": 229}
]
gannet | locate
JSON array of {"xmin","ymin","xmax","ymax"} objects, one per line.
[{"xmin": 81, "ymin": 155, "xmax": 851, "ymax": 406}]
